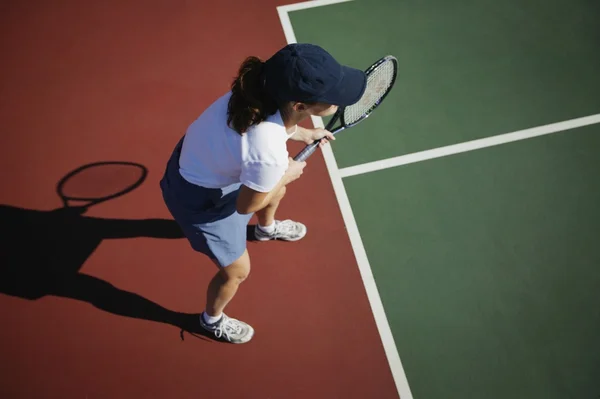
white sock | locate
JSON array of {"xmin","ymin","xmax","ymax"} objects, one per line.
[
  {"xmin": 202, "ymin": 311, "xmax": 223, "ymax": 325},
  {"xmin": 258, "ymin": 221, "xmax": 275, "ymax": 233}
]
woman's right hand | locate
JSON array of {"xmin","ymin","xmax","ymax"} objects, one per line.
[{"xmin": 284, "ymin": 158, "xmax": 306, "ymax": 183}]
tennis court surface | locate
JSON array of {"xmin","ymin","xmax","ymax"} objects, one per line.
[
  {"xmin": 287, "ymin": 0, "xmax": 600, "ymax": 398},
  {"xmin": 1, "ymin": 0, "xmax": 599, "ymax": 398}
]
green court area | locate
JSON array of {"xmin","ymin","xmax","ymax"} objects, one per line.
[
  {"xmin": 288, "ymin": 1, "xmax": 600, "ymax": 398},
  {"xmin": 344, "ymin": 125, "xmax": 600, "ymax": 398},
  {"xmin": 290, "ymin": 0, "xmax": 600, "ymax": 168}
]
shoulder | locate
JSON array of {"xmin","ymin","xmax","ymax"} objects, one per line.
[
  {"xmin": 243, "ymin": 113, "xmax": 289, "ymax": 163},
  {"xmin": 248, "ymin": 119, "xmax": 285, "ymax": 144}
]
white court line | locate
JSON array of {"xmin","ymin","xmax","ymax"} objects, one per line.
[
  {"xmin": 277, "ymin": 1, "xmax": 414, "ymax": 399},
  {"xmin": 339, "ymin": 113, "xmax": 600, "ymax": 178},
  {"xmin": 277, "ymin": 0, "xmax": 354, "ymax": 13}
]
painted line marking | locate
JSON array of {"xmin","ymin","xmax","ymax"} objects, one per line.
[
  {"xmin": 277, "ymin": 1, "xmax": 413, "ymax": 398},
  {"xmin": 277, "ymin": 0, "xmax": 354, "ymax": 13},
  {"xmin": 339, "ymin": 113, "xmax": 600, "ymax": 178}
]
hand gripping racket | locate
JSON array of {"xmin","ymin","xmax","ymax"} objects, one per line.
[{"xmin": 293, "ymin": 55, "xmax": 398, "ymax": 161}]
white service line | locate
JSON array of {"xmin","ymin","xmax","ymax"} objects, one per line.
[
  {"xmin": 339, "ymin": 113, "xmax": 600, "ymax": 178},
  {"xmin": 277, "ymin": 0, "xmax": 354, "ymax": 13},
  {"xmin": 277, "ymin": 1, "xmax": 414, "ymax": 398}
]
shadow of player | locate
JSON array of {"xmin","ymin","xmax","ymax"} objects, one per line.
[{"xmin": 0, "ymin": 162, "xmax": 229, "ymax": 342}]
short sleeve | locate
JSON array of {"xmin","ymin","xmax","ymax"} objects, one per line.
[
  {"xmin": 240, "ymin": 115, "xmax": 290, "ymax": 192},
  {"xmin": 240, "ymin": 160, "xmax": 288, "ymax": 192}
]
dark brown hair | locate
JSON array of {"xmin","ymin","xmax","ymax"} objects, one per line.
[{"xmin": 227, "ymin": 56, "xmax": 279, "ymax": 134}]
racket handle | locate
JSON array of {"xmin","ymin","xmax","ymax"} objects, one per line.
[
  {"xmin": 292, "ymin": 125, "xmax": 344, "ymax": 162},
  {"xmin": 293, "ymin": 141, "xmax": 320, "ymax": 162}
]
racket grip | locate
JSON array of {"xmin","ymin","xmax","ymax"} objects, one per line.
[{"xmin": 293, "ymin": 141, "xmax": 320, "ymax": 162}]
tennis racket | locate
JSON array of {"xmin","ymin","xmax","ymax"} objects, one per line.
[
  {"xmin": 293, "ymin": 55, "xmax": 398, "ymax": 162},
  {"xmin": 56, "ymin": 161, "xmax": 148, "ymax": 211}
]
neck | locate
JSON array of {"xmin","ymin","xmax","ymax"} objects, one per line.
[{"xmin": 280, "ymin": 104, "xmax": 307, "ymax": 132}]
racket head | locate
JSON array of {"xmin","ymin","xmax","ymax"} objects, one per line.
[
  {"xmin": 56, "ymin": 161, "xmax": 148, "ymax": 209},
  {"xmin": 340, "ymin": 55, "xmax": 398, "ymax": 128}
]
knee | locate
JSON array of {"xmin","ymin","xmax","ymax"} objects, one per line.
[
  {"xmin": 220, "ymin": 263, "xmax": 250, "ymax": 284},
  {"xmin": 231, "ymin": 270, "xmax": 249, "ymax": 284}
]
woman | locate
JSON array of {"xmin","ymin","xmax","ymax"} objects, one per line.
[{"xmin": 160, "ymin": 43, "xmax": 366, "ymax": 343}]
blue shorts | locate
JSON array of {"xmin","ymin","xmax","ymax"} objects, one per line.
[{"xmin": 159, "ymin": 137, "xmax": 253, "ymax": 267}]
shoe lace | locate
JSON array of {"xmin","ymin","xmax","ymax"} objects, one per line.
[
  {"xmin": 214, "ymin": 316, "xmax": 243, "ymax": 340},
  {"xmin": 274, "ymin": 220, "xmax": 297, "ymax": 235}
]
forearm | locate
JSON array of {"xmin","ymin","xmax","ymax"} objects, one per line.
[{"xmin": 288, "ymin": 125, "xmax": 310, "ymax": 143}]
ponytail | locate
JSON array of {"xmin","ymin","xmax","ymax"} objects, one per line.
[{"xmin": 227, "ymin": 56, "xmax": 278, "ymax": 134}]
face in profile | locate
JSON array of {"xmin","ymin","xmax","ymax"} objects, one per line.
[
  {"xmin": 294, "ymin": 102, "xmax": 338, "ymax": 117},
  {"xmin": 311, "ymin": 103, "xmax": 338, "ymax": 117}
]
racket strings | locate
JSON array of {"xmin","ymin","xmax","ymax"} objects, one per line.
[{"xmin": 344, "ymin": 59, "xmax": 395, "ymax": 125}]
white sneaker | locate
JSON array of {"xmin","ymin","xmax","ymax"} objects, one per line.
[
  {"xmin": 200, "ymin": 313, "xmax": 254, "ymax": 344},
  {"xmin": 254, "ymin": 219, "xmax": 307, "ymax": 242}
]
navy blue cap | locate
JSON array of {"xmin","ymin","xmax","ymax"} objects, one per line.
[{"xmin": 263, "ymin": 43, "xmax": 366, "ymax": 106}]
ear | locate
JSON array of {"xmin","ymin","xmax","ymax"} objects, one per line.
[{"xmin": 293, "ymin": 102, "xmax": 307, "ymax": 112}]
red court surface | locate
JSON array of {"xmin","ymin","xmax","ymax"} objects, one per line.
[{"xmin": 1, "ymin": 1, "xmax": 399, "ymax": 398}]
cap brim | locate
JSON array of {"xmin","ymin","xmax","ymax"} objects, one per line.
[{"xmin": 321, "ymin": 65, "xmax": 367, "ymax": 107}]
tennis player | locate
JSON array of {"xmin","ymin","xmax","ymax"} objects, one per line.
[{"xmin": 160, "ymin": 43, "xmax": 366, "ymax": 343}]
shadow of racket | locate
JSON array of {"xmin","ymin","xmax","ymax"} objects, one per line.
[{"xmin": 56, "ymin": 161, "xmax": 148, "ymax": 212}]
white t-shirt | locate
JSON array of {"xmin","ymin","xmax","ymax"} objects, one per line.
[{"xmin": 178, "ymin": 92, "xmax": 295, "ymax": 193}]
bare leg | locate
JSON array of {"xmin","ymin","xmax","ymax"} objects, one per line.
[
  {"xmin": 253, "ymin": 185, "xmax": 306, "ymax": 242},
  {"xmin": 255, "ymin": 185, "xmax": 286, "ymax": 227},
  {"xmin": 204, "ymin": 250, "xmax": 250, "ymax": 317},
  {"xmin": 201, "ymin": 250, "xmax": 254, "ymax": 344}
]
